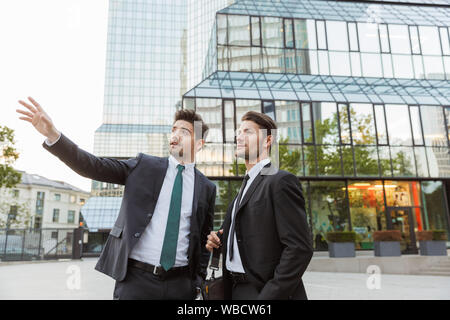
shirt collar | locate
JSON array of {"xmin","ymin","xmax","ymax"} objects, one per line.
[
  {"xmin": 169, "ymin": 155, "xmax": 195, "ymax": 171},
  {"xmin": 246, "ymin": 157, "xmax": 271, "ymax": 180}
]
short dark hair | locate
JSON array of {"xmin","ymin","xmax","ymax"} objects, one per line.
[
  {"xmin": 174, "ymin": 109, "xmax": 209, "ymax": 140},
  {"xmin": 241, "ymin": 111, "xmax": 277, "ymax": 136}
]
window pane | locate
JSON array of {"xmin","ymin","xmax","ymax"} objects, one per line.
[
  {"xmin": 326, "ymin": 21, "xmax": 348, "ymax": 51},
  {"xmin": 276, "ymin": 101, "xmax": 301, "ymax": 143},
  {"xmin": 348, "ymin": 180, "xmax": 386, "ymax": 249},
  {"xmin": 384, "ymin": 181, "xmax": 422, "ymax": 207},
  {"xmin": 316, "ymin": 21, "xmax": 327, "ymax": 50},
  {"xmin": 224, "ymin": 100, "xmax": 235, "ymax": 143},
  {"xmin": 421, "ymin": 181, "xmax": 450, "ymax": 239},
  {"xmin": 409, "ymin": 106, "xmax": 424, "ymax": 145},
  {"xmin": 285, "ymin": 49, "xmax": 296, "ymax": 73},
  {"xmin": 262, "ymin": 17, "xmax": 283, "ymax": 48},
  {"xmin": 329, "ymin": 52, "xmax": 351, "ymax": 76},
  {"xmin": 361, "ymin": 53, "xmax": 382, "ymax": 77},
  {"xmin": 312, "ymin": 102, "xmax": 339, "ymax": 145},
  {"xmin": 341, "ymin": 146, "xmax": 355, "ymax": 176},
  {"xmin": 423, "ymin": 56, "xmax": 445, "ymax": 80},
  {"xmin": 318, "ymin": 50, "xmax": 330, "ymax": 75},
  {"xmin": 350, "ymin": 52, "xmax": 362, "ymax": 76},
  {"xmin": 379, "ymin": 24, "xmax": 390, "ymax": 53},
  {"xmin": 358, "ymin": 23, "xmax": 380, "ymax": 53},
  {"xmin": 284, "ymin": 19, "xmax": 294, "ymax": 48},
  {"xmin": 419, "ymin": 26, "xmax": 442, "ymax": 55},
  {"xmin": 349, "ymin": 103, "xmax": 376, "ymax": 145},
  {"xmin": 414, "ymin": 147, "xmax": 429, "ymax": 177},
  {"xmin": 413, "ymin": 55, "xmax": 425, "ymax": 79},
  {"xmin": 196, "ymin": 98, "xmax": 222, "ymax": 143},
  {"xmin": 228, "ymin": 15, "xmax": 250, "ymax": 46},
  {"xmin": 251, "ymin": 16, "xmax": 261, "ymax": 46},
  {"xmin": 354, "ymin": 146, "xmax": 379, "ymax": 176},
  {"xmin": 390, "ymin": 147, "xmax": 416, "ymax": 177},
  {"xmin": 439, "ymin": 27, "xmax": 450, "ymax": 55},
  {"xmin": 263, "ymin": 100, "xmax": 275, "ymax": 120},
  {"xmin": 338, "ymin": 104, "xmax": 351, "ymax": 144},
  {"xmin": 316, "ymin": 145, "xmax": 342, "ymax": 176},
  {"xmin": 302, "ymin": 103, "xmax": 314, "ymax": 143},
  {"xmin": 310, "ymin": 181, "xmax": 350, "ymax": 250},
  {"xmin": 385, "ymin": 104, "xmax": 413, "ymax": 146},
  {"xmin": 348, "ymin": 22, "xmax": 359, "ymax": 51},
  {"xmin": 409, "ymin": 26, "xmax": 421, "ymax": 54},
  {"xmin": 251, "ymin": 47, "xmax": 262, "ymax": 72},
  {"xmin": 295, "ymin": 19, "xmax": 316, "ymax": 49},
  {"xmin": 446, "ymin": 107, "xmax": 450, "ymax": 143},
  {"xmin": 421, "ymin": 105, "xmax": 447, "ymax": 146},
  {"xmin": 279, "ymin": 145, "xmax": 303, "ymax": 176},
  {"xmin": 427, "ymin": 147, "xmax": 450, "ymax": 177},
  {"xmin": 229, "ymin": 46, "xmax": 251, "ymax": 72},
  {"xmin": 217, "ymin": 14, "xmax": 227, "ymax": 45},
  {"xmin": 382, "ymin": 53, "xmax": 393, "ymax": 78},
  {"xmin": 392, "ymin": 54, "xmax": 414, "ymax": 78},
  {"xmin": 389, "ymin": 24, "xmax": 411, "ymax": 54},
  {"xmin": 303, "ymin": 145, "xmax": 317, "ymax": 175},
  {"xmin": 262, "ymin": 47, "xmax": 285, "ymax": 73},
  {"xmin": 378, "ymin": 146, "xmax": 392, "ymax": 176}
]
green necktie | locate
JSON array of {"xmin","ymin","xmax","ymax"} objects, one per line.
[{"xmin": 160, "ymin": 164, "xmax": 185, "ymax": 271}]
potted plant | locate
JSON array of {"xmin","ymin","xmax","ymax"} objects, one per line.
[
  {"xmin": 373, "ymin": 230, "xmax": 402, "ymax": 257},
  {"xmin": 326, "ymin": 231, "xmax": 356, "ymax": 258},
  {"xmin": 416, "ymin": 230, "xmax": 448, "ymax": 256}
]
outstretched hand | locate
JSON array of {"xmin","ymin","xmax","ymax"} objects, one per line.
[{"xmin": 16, "ymin": 97, "xmax": 60, "ymax": 143}]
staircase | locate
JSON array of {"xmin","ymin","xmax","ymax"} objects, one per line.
[{"xmin": 417, "ymin": 257, "xmax": 450, "ymax": 276}]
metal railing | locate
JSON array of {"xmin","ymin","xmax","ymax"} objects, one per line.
[{"xmin": 0, "ymin": 228, "xmax": 75, "ymax": 262}]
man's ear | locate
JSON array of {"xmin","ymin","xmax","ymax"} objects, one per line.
[{"xmin": 196, "ymin": 139, "xmax": 205, "ymax": 152}]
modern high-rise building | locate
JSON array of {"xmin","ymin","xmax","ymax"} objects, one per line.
[{"xmin": 82, "ymin": 0, "xmax": 450, "ymax": 255}]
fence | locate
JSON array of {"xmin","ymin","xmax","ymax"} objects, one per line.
[{"xmin": 0, "ymin": 228, "xmax": 76, "ymax": 262}]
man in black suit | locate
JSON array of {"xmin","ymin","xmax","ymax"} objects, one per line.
[
  {"xmin": 17, "ymin": 97, "xmax": 216, "ymax": 300},
  {"xmin": 206, "ymin": 111, "xmax": 313, "ymax": 300}
]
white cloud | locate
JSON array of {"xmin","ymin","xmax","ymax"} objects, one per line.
[{"xmin": 0, "ymin": 0, "xmax": 109, "ymax": 192}]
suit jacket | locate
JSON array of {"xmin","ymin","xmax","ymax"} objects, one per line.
[
  {"xmin": 43, "ymin": 134, "xmax": 216, "ymax": 286},
  {"xmin": 221, "ymin": 164, "xmax": 313, "ymax": 300}
]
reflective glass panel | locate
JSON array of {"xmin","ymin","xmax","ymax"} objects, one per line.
[
  {"xmin": 390, "ymin": 147, "xmax": 416, "ymax": 177},
  {"xmin": 419, "ymin": 26, "xmax": 442, "ymax": 55},
  {"xmin": 329, "ymin": 52, "xmax": 351, "ymax": 76},
  {"xmin": 228, "ymin": 15, "xmax": 250, "ymax": 46},
  {"xmin": 409, "ymin": 106, "xmax": 424, "ymax": 146},
  {"xmin": 385, "ymin": 104, "xmax": 413, "ymax": 146},
  {"xmin": 421, "ymin": 105, "xmax": 447, "ymax": 146},
  {"xmin": 326, "ymin": 21, "xmax": 348, "ymax": 51},
  {"xmin": 358, "ymin": 23, "xmax": 380, "ymax": 53},
  {"xmin": 316, "ymin": 145, "xmax": 342, "ymax": 176},
  {"xmin": 409, "ymin": 26, "xmax": 421, "ymax": 55},
  {"xmin": 354, "ymin": 146, "xmax": 379, "ymax": 176},
  {"xmin": 374, "ymin": 104, "xmax": 388, "ymax": 145},
  {"xmin": 251, "ymin": 16, "xmax": 261, "ymax": 46},
  {"xmin": 392, "ymin": 54, "xmax": 414, "ymax": 79},
  {"xmin": 295, "ymin": 19, "xmax": 316, "ymax": 49},
  {"xmin": 379, "ymin": 24, "xmax": 390, "ymax": 53},
  {"xmin": 312, "ymin": 102, "xmax": 339, "ymax": 145},
  {"xmin": 284, "ymin": 18, "xmax": 294, "ymax": 48},
  {"xmin": 361, "ymin": 53, "xmax": 382, "ymax": 77},
  {"xmin": 276, "ymin": 101, "xmax": 301, "ymax": 143},
  {"xmin": 348, "ymin": 180, "xmax": 386, "ymax": 249},
  {"xmin": 338, "ymin": 104, "xmax": 351, "ymax": 145},
  {"xmin": 262, "ymin": 17, "xmax": 283, "ymax": 48},
  {"xmin": 349, "ymin": 103, "xmax": 376, "ymax": 145},
  {"xmin": 421, "ymin": 181, "xmax": 450, "ymax": 240},
  {"xmin": 389, "ymin": 24, "xmax": 411, "ymax": 54},
  {"xmin": 302, "ymin": 102, "xmax": 314, "ymax": 143},
  {"xmin": 348, "ymin": 22, "xmax": 359, "ymax": 52},
  {"xmin": 316, "ymin": 20, "xmax": 327, "ymax": 50}
]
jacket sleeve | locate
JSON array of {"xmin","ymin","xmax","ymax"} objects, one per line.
[
  {"xmin": 42, "ymin": 133, "xmax": 141, "ymax": 185},
  {"xmin": 257, "ymin": 174, "xmax": 313, "ymax": 300}
]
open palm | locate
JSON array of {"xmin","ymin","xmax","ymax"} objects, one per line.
[{"xmin": 16, "ymin": 97, "xmax": 60, "ymax": 142}]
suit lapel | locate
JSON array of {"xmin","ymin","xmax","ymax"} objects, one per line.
[
  {"xmin": 236, "ymin": 173, "xmax": 264, "ymax": 213},
  {"xmin": 191, "ymin": 168, "xmax": 204, "ymax": 218}
]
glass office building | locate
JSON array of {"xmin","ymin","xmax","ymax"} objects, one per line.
[
  {"xmin": 184, "ymin": 0, "xmax": 450, "ymax": 253},
  {"xmin": 82, "ymin": 0, "xmax": 450, "ymax": 254}
]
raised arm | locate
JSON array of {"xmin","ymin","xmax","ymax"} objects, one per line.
[{"xmin": 16, "ymin": 97, "xmax": 140, "ymax": 185}]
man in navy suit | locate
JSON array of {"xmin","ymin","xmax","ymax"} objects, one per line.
[{"xmin": 17, "ymin": 97, "xmax": 216, "ymax": 300}]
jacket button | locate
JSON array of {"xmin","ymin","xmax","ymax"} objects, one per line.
[
  {"xmin": 134, "ymin": 233, "xmax": 141, "ymax": 238},
  {"xmin": 147, "ymin": 213, "xmax": 153, "ymax": 219}
]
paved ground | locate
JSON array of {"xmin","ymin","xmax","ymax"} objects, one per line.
[{"xmin": 0, "ymin": 258, "xmax": 449, "ymax": 300}]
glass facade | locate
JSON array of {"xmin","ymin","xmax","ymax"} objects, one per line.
[{"xmin": 184, "ymin": 0, "xmax": 450, "ymax": 251}]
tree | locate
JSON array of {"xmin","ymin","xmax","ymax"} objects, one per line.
[{"xmin": 0, "ymin": 125, "xmax": 22, "ymax": 188}]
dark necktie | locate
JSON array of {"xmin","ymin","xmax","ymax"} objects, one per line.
[
  {"xmin": 160, "ymin": 164, "xmax": 185, "ymax": 271},
  {"xmin": 228, "ymin": 174, "xmax": 250, "ymax": 261}
]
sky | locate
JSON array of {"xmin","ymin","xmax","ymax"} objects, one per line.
[{"xmin": 0, "ymin": 0, "xmax": 109, "ymax": 192}]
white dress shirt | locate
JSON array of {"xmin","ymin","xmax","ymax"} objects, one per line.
[
  {"xmin": 130, "ymin": 155, "xmax": 195, "ymax": 267},
  {"xmin": 226, "ymin": 157, "xmax": 271, "ymax": 273}
]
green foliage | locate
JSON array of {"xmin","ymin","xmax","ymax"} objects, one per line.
[
  {"xmin": 326, "ymin": 231, "xmax": 356, "ymax": 243},
  {"xmin": 0, "ymin": 125, "xmax": 21, "ymax": 189}
]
